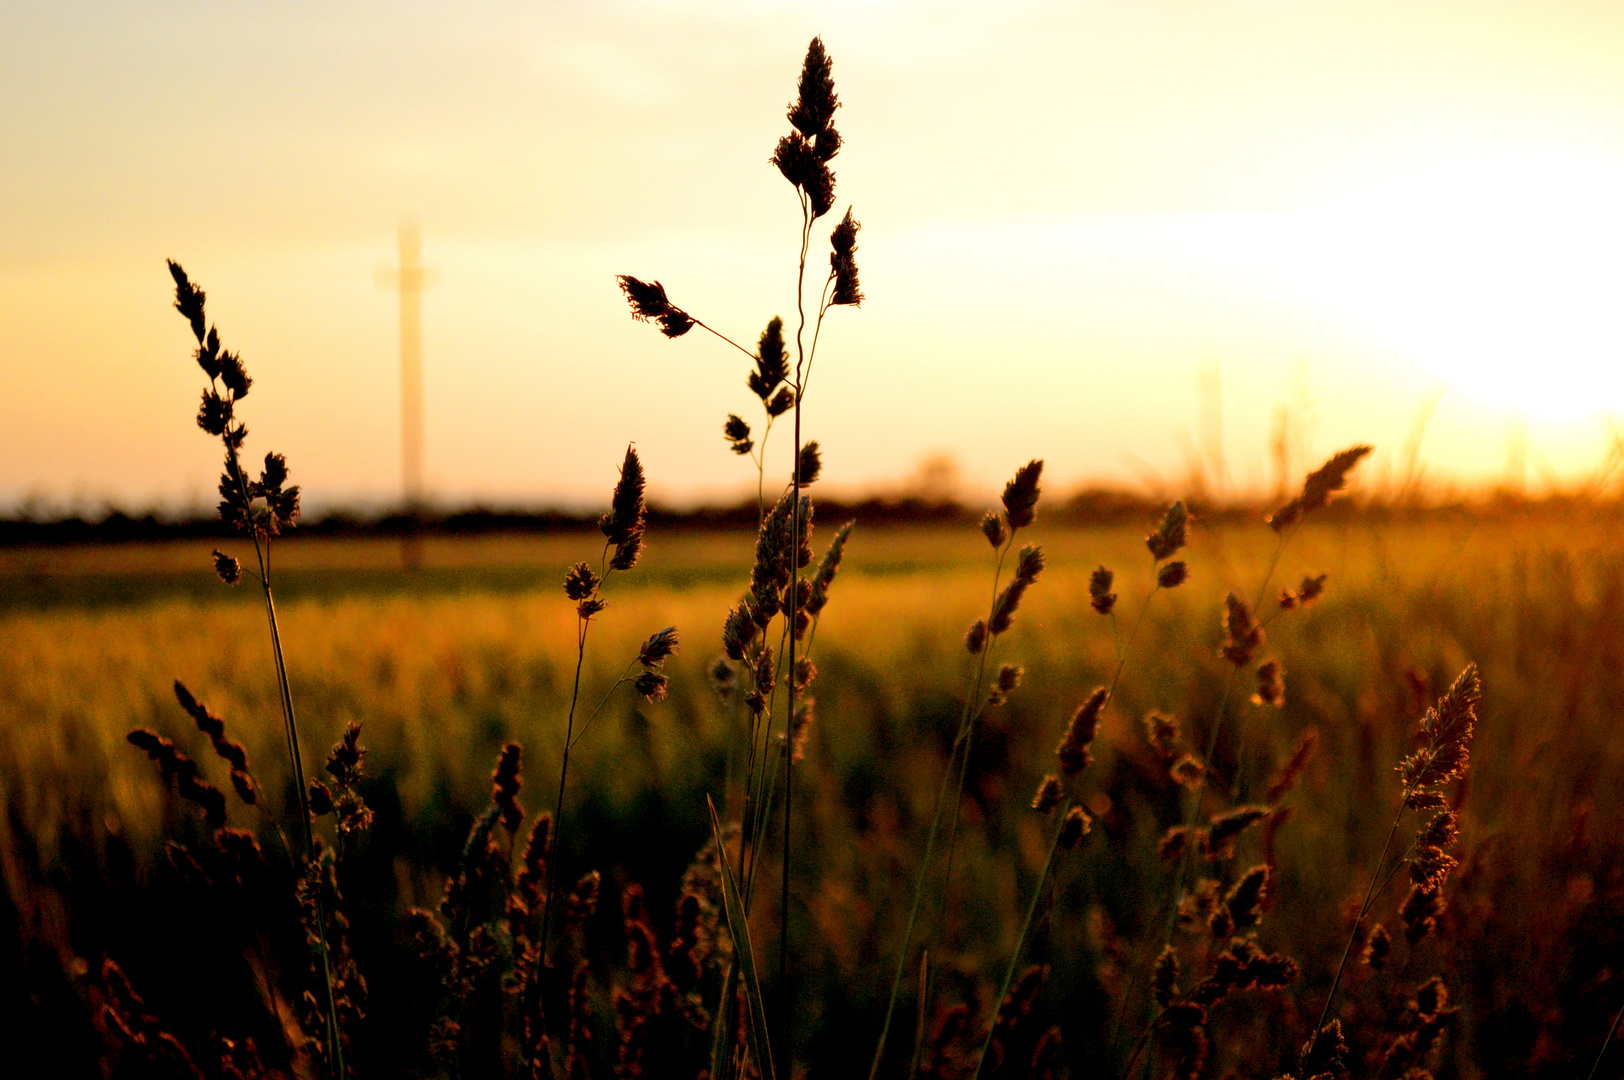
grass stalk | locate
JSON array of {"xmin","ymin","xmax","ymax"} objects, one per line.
[
  {"xmin": 1299, "ymin": 805, "xmax": 1407, "ymax": 1073},
  {"xmin": 778, "ymin": 186, "xmax": 814, "ymax": 1080},
  {"xmin": 868, "ymin": 533, "xmax": 1020, "ymax": 1080},
  {"xmin": 226, "ymin": 448, "xmax": 346, "ymax": 1080},
  {"xmin": 969, "ymin": 577, "xmax": 1160, "ymax": 1080},
  {"xmin": 1121, "ymin": 527, "xmax": 1295, "ymax": 1075},
  {"xmin": 538, "ymin": 611, "xmax": 591, "ymax": 956},
  {"xmin": 1589, "ymin": 1000, "xmax": 1624, "ymax": 1080}
]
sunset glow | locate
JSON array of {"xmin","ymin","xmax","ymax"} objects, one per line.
[{"xmin": 7, "ymin": 1, "xmax": 1624, "ymax": 508}]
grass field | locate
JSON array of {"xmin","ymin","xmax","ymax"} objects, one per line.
[{"xmin": 4, "ymin": 513, "xmax": 1624, "ymax": 1078}]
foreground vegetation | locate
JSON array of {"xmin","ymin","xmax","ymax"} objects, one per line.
[{"xmin": 3, "ymin": 514, "xmax": 1622, "ymax": 1077}]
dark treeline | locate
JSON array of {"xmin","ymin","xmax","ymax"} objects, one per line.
[{"xmin": 1, "ymin": 487, "xmax": 1614, "ymax": 548}]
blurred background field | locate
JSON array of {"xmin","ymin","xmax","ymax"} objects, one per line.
[{"xmin": 4, "ymin": 512, "xmax": 1624, "ymax": 1076}]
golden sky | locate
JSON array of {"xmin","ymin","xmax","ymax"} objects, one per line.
[{"xmin": 7, "ymin": 1, "xmax": 1624, "ymax": 511}]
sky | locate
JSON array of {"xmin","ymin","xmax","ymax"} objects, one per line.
[{"xmin": 7, "ymin": 0, "xmax": 1624, "ymax": 512}]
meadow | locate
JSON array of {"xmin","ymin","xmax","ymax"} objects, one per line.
[
  {"xmin": 3, "ymin": 513, "xmax": 1622, "ymax": 1078},
  {"xmin": 7, "ymin": 33, "xmax": 1624, "ymax": 1080}
]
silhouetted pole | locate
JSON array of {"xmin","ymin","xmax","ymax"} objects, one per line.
[{"xmin": 377, "ymin": 219, "xmax": 436, "ymax": 569}]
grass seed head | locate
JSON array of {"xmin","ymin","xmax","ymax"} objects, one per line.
[
  {"xmin": 1302, "ymin": 445, "xmax": 1373, "ymax": 512},
  {"xmin": 616, "ymin": 275, "xmax": 694, "ymax": 338},
  {"xmin": 1157, "ymin": 560, "xmax": 1189, "ymax": 589},
  {"xmin": 1272, "ymin": 446, "xmax": 1372, "ymax": 530},
  {"xmin": 1014, "ymin": 542, "xmax": 1045, "ymax": 584},
  {"xmin": 173, "ymin": 681, "xmax": 250, "ymax": 774},
  {"xmin": 1001, "ymin": 459, "xmax": 1044, "ymax": 530},
  {"xmin": 1057, "ymin": 688, "xmax": 1107, "ymax": 776},
  {"xmin": 635, "ymin": 670, "xmax": 669, "ymax": 703},
  {"xmin": 806, "ymin": 519, "xmax": 854, "ymax": 616},
  {"xmin": 1401, "ymin": 883, "xmax": 1445, "ymax": 945},
  {"xmin": 601, "ymin": 445, "xmax": 648, "ymax": 571},
  {"xmin": 750, "ymin": 316, "xmax": 789, "ymax": 400},
  {"xmin": 1031, "ymin": 775, "xmax": 1063, "ymax": 813},
  {"xmin": 1171, "ymin": 753, "xmax": 1206, "ymax": 790},
  {"xmin": 1301, "ymin": 1019, "xmax": 1348, "ymax": 1076},
  {"xmin": 723, "ymin": 414, "xmax": 754, "ymax": 455},
  {"xmin": 1362, "ymin": 923, "xmax": 1391, "ymax": 970},
  {"xmin": 1153, "ymin": 946, "xmax": 1180, "ymax": 1007},
  {"xmin": 1204, "ymin": 806, "xmax": 1271, "ymax": 859},
  {"xmin": 325, "ymin": 722, "xmax": 366, "ymax": 790},
  {"xmin": 216, "ymin": 346, "xmax": 252, "ymax": 400},
  {"xmin": 1253, "ymin": 660, "xmax": 1285, "ymax": 707},
  {"xmin": 1398, "ymin": 663, "xmax": 1480, "ymax": 803},
  {"xmin": 989, "ymin": 545, "xmax": 1044, "ymax": 636},
  {"xmin": 1089, "ymin": 565, "xmax": 1117, "ymax": 614},
  {"xmin": 794, "ymin": 656, "xmax": 817, "ymax": 692},
  {"xmin": 1225, "ymin": 865, "xmax": 1271, "ymax": 932},
  {"xmin": 1059, "ymin": 805, "xmax": 1092, "ymax": 849},
  {"xmin": 1147, "ymin": 501, "xmax": 1189, "ymax": 561},
  {"xmin": 1220, "ymin": 593, "xmax": 1264, "ymax": 667},
  {"xmin": 1409, "ymin": 809, "xmax": 1461, "ymax": 892},
  {"xmin": 722, "ymin": 602, "xmax": 753, "ymax": 660},
  {"xmin": 830, "ymin": 208, "xmax": 863, "ymax": 306},
  {"xmin": 492, "ymin": 743, "xmax": 524, "ymax": 835},
  {"xmin": 789, "ymin": 37, "xmax": 839, "ymax": 140},
  {"xmin": 197, "ymin": 389, "xmax": 232, "ymax": 435},
  {"xmin": 980, "ymin": 511, "xmax": 1009, "ymax": 549},
  {"xmin": 638, "ymin": 626, "xmax": 680, "ymax": 668},
  {"xmin": 766, "ymin": 385, "xmax": 795, "ymax": 417},
  {"xmin": 210, "ymin": 549, "xmax": 241, "ymax": 585},
  {"xmin": 1145, "ymin": 712, "xmax": 1181, "ymax": 759},
  {"xmin": 796, "ymin": 440, "xmax": 822, "ymax": 487},
  {"xmin": 564, "ymin": 562, "xmax": 599, "ymax": 601},
  {"xmin": 127, "ymin": 729, "xmax": 227, "ymax": 826},
  {"xmin": 167, "ymin": 259, "xmax": 208, "ymax": 342},
  {"xmin": 965, "ymin": 618, "xmax": 988, "ymax": 654}
]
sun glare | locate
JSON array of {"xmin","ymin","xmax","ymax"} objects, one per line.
[{"xmin": 1177, "ymin": 149, "xmax": 1624, "ymax": 419}]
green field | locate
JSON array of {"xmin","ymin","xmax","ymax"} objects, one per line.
[{"xmin": 3, "ymin": 514, "xmax": 1622, "ymax": 1078}]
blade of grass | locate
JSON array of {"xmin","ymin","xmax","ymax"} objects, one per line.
[
  {"xmin": 710, "ymin": 959, "xmax": 740, "ymax": 1080},
  {"xmin": 709, "ymin": 795, "xmax": 777, "ymax": 1080}
]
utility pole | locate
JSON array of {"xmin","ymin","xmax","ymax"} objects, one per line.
[{"xmin": 377, "ymin": 218, "xmax": 436, "ymax": 568}]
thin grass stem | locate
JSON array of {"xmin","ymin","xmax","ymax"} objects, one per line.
[
  {"xmin": 970, "ymin": 579, "xmax": 1159, "ymax": 1080},
  {"xmin": 226, "ymin": 445, "xmax": 346, "ymax": 1080},
  {"xmin": 539, "ymin": 613, "xmax": 590, "ymax": 955},
  {"xmin": 1301, "ymin": 804, "xmax": 1407, "ymax": 1073},
  {"xmin": 1589, "ymin": 1000, "xmax": 1624, "ymax": 1080}
]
